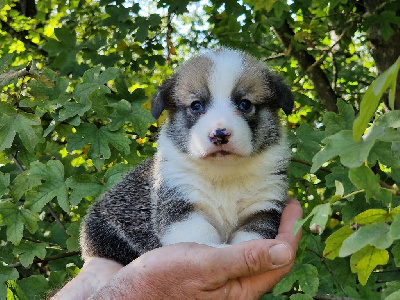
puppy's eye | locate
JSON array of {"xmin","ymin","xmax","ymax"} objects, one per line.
[
  {"xmin": 237, "ymin": 99, "xmax": 253, "ymax": 113},
  {"xmin": 190, "ymin": 101, "xmax": 205, "ymax": 114}
]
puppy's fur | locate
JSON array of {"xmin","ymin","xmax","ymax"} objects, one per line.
[{"xmin": 80, "ymin": 48, "xmax": 294, "ymax": 265}]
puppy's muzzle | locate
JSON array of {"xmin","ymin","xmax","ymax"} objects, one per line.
[{"xmin": 209, "ymin": 128, "xmax": 231, "ymax": 145}]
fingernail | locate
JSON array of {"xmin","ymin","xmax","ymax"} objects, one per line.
[{"xmin": 269, "ymin": 244, "xmax": 291, "ymax": 266}]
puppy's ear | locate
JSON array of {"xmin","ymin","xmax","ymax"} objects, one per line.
[
  {"xmin": 151, "ymin": 77, "xmax": 176, "ymax": 120},
  {"xmin": 270, "ymin": 73, "xmax": 294, "ymax": 116}
]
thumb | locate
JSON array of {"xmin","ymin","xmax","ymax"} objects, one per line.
[{"xmin": 207, "ymin": 239, "xmax": 293, "ymax": 280}]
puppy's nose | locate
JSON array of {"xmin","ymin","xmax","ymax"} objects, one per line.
[{"xmin": 209, "ymin": 128, "xmax": 231, "ymax": 145}]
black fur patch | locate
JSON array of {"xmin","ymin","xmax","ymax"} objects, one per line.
[
  {"xmin": 151, "ymin": 76, "xmax": 177, "ymax": 119},
  {"xmin": 235, "ymin": 201, "xmax": 286, "ymax": 239},
  {"xmin": 80, "ymin": 159, "xmax": 161, "ymax": 265},
  {"xmin": 155, "ymin": 186, "xmax": 194, "ymax": 235},
  {"xmin": 266, "ymin": 72, "xmax": 294, "ymax": 116}
]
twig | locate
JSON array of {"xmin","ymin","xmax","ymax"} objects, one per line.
[
  {"xmin": 7, "ymin": 251, "xmax": 81, "ymax": 268},
  {"xmin": 22, "ymin": 237, "xmax": 67, "ymax": 249},
  {"xmin": 291, "ymin": 157, "xmax": 332, "ymax": 173},
  {"xmin": 12, "ymin": 152, "xmax": 25, "ymax": 172},
  {"xmin": 380, "ymin": 181, "xmax": 400, "ymax": 196},
  {"xmin": 264, "ymin": 53, "xmax": 287, "ymax": 61},
  {"xmin": 295, "ymin": 21, "xmax": 353, "ymax": 84},
  {"xmin": 306, "ymin": 247, "xmax": 349, "ymax": 297},
  {"xmin": 46, "ymin": 203, "xmax": 70, "ymax": 237}
]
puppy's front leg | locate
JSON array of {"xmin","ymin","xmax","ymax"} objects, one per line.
[
  {"xmin": 160, "ymin": 212, "xmax": 223, "ymax": 247},
  {"xmin": 230, "ymin": 209, "xmax": 282, "ymax": 244}
]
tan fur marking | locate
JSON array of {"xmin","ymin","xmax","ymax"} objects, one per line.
[
  {"xmin": 234, "ymin": 54, "xmax": 274, "ymax": 104},
  {"xmin": 174, "ymin": 56, "xmax": 213, "ymax": 106}
]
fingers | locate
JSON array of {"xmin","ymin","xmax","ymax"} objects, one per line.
[
  {"xmin": 198, "ymin": 198, "xmax": 302, "ymax": 282},
  {"xmin": 200, "ymin": 239, "xmax": 293, "ymax": 284},
  {"xmin": 276, "ymin": 198, "xmax": 303, "ymax": 249}
]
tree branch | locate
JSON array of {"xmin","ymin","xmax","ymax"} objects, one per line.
[
  {"xmin": 7, "ymin": 251, "xmax": 81, "ymax": 269},
  {"xmin": 307, "ymin": 247, "xmax": 349, "ymax": 297},
  {"xmin": 47, "ymin": 203, "xmax": 70, "ymax": 237},
  {"xmin": 273, "ymin": 20, "xmax": 340, "ymax": 112},
  {"xmin": 363, "ymin": 0, "xmax": 400, "ymax": 109}
]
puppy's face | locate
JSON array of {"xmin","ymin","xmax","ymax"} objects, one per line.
[{"xmin": 152, "ymin": 48, "xmax": 293, "ymax": 160}]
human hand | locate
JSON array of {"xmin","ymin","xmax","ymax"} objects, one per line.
[
  {"xmin": 51, "ymin": 257, "xmax": 123, "ymax": 300},
  {"xmin": 88, "ymin": 198, "xmax": 302, "ymax": 300}
]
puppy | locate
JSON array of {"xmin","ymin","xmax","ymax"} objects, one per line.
[{"xmin": 80, "ymin": 48, "xmax": 294, "ymax": 265}]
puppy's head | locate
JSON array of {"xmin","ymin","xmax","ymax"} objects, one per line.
[{"xmin": 152, "ymin": 48, "xmax": 293, "ymax": 160}]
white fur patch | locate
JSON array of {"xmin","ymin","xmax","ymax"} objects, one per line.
[
  {"xmin": 155, "ymin": 130, "xmax": 289, "ymax": 246},
  {"xmin": 204, "ymin": 49, "xmax": 244, "ymax": 102},
  {"xmin": 160, "ymin": 212, "xmax": 222, "ymax": 246},
  {"xmin": 187, "ymin": 100, "xmax": 253, "ymax": 158}
]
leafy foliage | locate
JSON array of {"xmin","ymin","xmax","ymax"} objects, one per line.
[{"xmin": 1, "ymin": 0, "xmax": 400, "ymax": 299}]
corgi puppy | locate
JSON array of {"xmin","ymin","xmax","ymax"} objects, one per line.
[{"xmin": 80, "ymin": 48, "xmax": 294, "ymax": 265}]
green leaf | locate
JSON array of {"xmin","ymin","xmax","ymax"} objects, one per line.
[
  {"xmin": 290, "ymin": 294, "xmax": 313, "ymax": 300},
  {"xmin": 66, "ymin": 222, "xmax": 81, "ymax": 252},
  {"xmin": 0, "ymin": 104, "xmax": 42, "ymax": 152},
  {"xmin": 382, "ymin": 281, "xmax": 400, "ymax": 300},
  {"xmin": 340, "ymin": 222, "xmax": 393, "ymax": 257},
  {"xmin": 293, "ymin": 203, "xmax": 331, "ymax": 235},
  {"xmin": 108, "ymin": 99, "xmax": 154, "ymax": 137},
  {"xmin": 11, "ymin": 170, "xmax": 41, "ymax": 201},
  {"xmin": 0, "ymin": 201, "xmax": 39, "ymax": 245},
  {"xmin": 348, "ymin": 165, "xmax": 392, "ymax": 203},
  {"xmin": 390, "ymin": 213, "xmax": 400, "ymax": 240},
  {"xmin": 0, "ymin": 264, "xmax": 19, "ymax": 300},
  {"xmin": 66, "ymin": 123, "xmax": 131, "ymax": 169},
  {"xmin": 58, "ymin": 102, "xmax": 92, "ymax": 122},
  {"xmin": 24, "ymin": 160, "xmax": 69, "ymax": 213},
  {"xmin": 386, "ymin": 291, "xmax": 400, "ymax": 300},
  {"xmin": 273, "ymin": 264, "xmax": 319, "ymax": 296},
  {"xmin": 0, "ymin": 53, "xmax": 14, "ymax": 72},
  {"xmin": 311, "ymin": 130, "xmax": 372, "ymax": 172},
  {"xmin": 313, "ymin": 111, "xmax": 400, "ymax": 173},
  {"xmin": 13, "ymin": 241, "xmax": 47, "ymax": 268},
  {"xmin": 134, "ymin": 16, "xmax": 161, "ymax": 42},
  {"xmin": 65, "ymin": 175, "xmax": 104, "ymax": 206},
  {"xmin": 325, "ymin": 166, "xmax": 354, "ymax": 195},
  {"xmin": 368, "ymin": 142, "xmax": 400, "ymax": 168},
  {"xmin": 292, "ymin": 123, "xmax": 324, "ymax": 163},
  {"xmin": 24, "ymin": 70, "xmax": 70, "ymax": 111},
  {"xmin": 363, "ymin": 111, "xmax": 400, "ymax": 143},
  {"xmin": 392, "ymin": 242, "xmax": 400, "ymax": 267},
  {"xmin": 350, "ymin": 245, "xmax": 389, "ymax": 285},
  {"xmin": 353, "ymin": 56, "xmax": 400, "ymax": 141},
  {"xmin": 48, "ymin": 270, "xmax": 67, "ymax": 290},
  {"xmin": 108, "ymin": 81, "xmax": 154, "ymax": 137},
  {"xmin": 18, "ymin": 275, "xmax": 49, "ymax": 299},
  {"xmin": 103, "ymin": 163, "xmax": 131, "ymax": 187},
  {"xmin": 323, "ymin": 99, "xmax": 355, "ymax": 136},
  {"xmin": 0, "ymin": 171, "xmax": 10, "ymax": 197},
  {"xmin": 334, "ymin": 180, "xmax": 344, "ymax": 197},
  {"xmin": 74, "ymin": 66, "xmax": 120, "ymax": 104},
  {"xmin": 353, "ymin": 209, "xmax": 391, "ymax": 225},
  {"xmin": 323, "ymin": 225, "xmax": 353, "ymax": 260}
]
